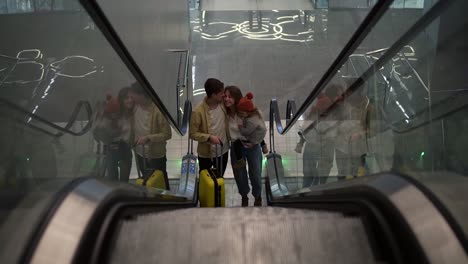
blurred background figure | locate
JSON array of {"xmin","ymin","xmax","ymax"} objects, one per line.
[{"xmin": 295, "ymin": 84, "xmax": 342, "ymax": 187}]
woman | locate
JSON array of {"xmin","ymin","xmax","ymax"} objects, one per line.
[
  {"xmin": 224, "ymin": 86, "xmax": 266, "ymax": 207},
  {"xmin": 95, "ymin": 87, "xmax": 134, "ymax": 182}
]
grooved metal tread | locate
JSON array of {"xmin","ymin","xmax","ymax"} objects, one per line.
[{"xmin": 109, "ymin": 207, "xmax": 378, "ymax": 264}]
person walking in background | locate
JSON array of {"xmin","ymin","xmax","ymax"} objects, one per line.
[
  {"xmin": 224, "ymin": 86, "xmax": 266, "ymax": 207},
  {"xmin": 129, "ymin": 82, "xmax": 172, "ymax": 189},
  {"xmin": 190, "ymin": 78, "xmax": 230, "ymax": 176}
]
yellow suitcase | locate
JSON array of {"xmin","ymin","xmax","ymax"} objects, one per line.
[
  {"xmin": 134, "ymin": 146, "xmax": 168, "ymax": 190},
  {"xmin": 199, "ymin": 168, "xmax": 225, "ymax": 207},
  {"xmin": 135, "ymin": 169, "xmax": 167, "ymax": 190},
  {"xmin": 199, "ymin": 144, "xmax": 225, "ymax": 207}
]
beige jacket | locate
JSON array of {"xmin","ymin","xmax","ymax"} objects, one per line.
[
  {"xmin": 132, "ymin": 104, "xmax": 172, "ymax": 158},
  {"xmin": 189, "ymin": 98, "xmax": 229, "ymax": 157}
]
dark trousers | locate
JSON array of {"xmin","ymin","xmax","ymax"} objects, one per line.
[
  {"xmin": 198, "ymin": 151, "xmax": 229, "ymax": 177},
  {"xmin": 136, "ymin": 154, "xmax": 170, "ymax": 190},
  {"xmin": 232, "ymin": 140, "xmax": 244, "ymax": 162},
  {"xmin": 106, "ymin": 141, "xmax": 132, "ymax": 182}
]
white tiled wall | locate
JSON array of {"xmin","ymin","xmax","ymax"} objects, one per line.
[{"xmin": 55, "ymin": 119, "xmax": 394, "ymax": 181}]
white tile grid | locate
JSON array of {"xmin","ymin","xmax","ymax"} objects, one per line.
[{"xmin": 129, "ymin": 133, "xmax": 229, "ymax": 179}]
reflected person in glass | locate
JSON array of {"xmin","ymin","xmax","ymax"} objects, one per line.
[
  {"xmin": 93, "ymin": 88, "xmax": 134, "ymax": 182},
  {"xmin": 334, "ymin": 86, "xmax": 369, "ymax": 179},
  {"xmin": 129, "ymin": 82, "xmax": 172, "ymax": 190},
  {"xmin": 295, "ymin": 86, "xmax": 339, "ymax": 187}
]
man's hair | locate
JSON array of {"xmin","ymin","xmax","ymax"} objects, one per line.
[
  {"xmin": 129, "ymin": 82, "xmax": 146, "ymax": 95},
  {"xmin": 204, "ymin": 78, "xmax": 224, "ymax": 97}
]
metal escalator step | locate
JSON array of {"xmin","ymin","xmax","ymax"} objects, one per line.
[{"xmin": 109, "ymin": 207, "xmax": 378, "ymax": 264}]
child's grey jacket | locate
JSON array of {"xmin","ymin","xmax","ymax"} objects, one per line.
[{"xmin": 239, "ymin": 114, "xmax": 266, "ymax": 145}]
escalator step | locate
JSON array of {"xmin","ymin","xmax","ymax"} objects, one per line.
[{"xmin": 109, "ymin": 207, "xmax": 378, "ymax": 264}]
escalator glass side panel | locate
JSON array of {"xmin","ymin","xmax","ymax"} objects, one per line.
[
  {"xmin": 0, "ymin": 0, "xmax": 190, "ymax": 262},
  {"xmin": 94, "ymin": 0, "xmax": 190, "ymax": 125},
  {"xmin": 271, "ymin": 0, "xmax": 468, "ymax": 243}
]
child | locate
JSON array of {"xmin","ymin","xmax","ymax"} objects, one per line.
[{"xmin": 233, "ymin": 92, "xmax": 267, "ymax": 168}]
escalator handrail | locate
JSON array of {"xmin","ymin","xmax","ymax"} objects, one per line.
[
  {"xmin": 56, "ymin": 100, "xmax": 94, "ymax": 136},
  {"xmin": 273, "ymin": 0, "xmax": 394, "ymax": 135},
  {"xmin": 266, "ymin": 172, "xmax": 468, "ymax": 263},
  {"xmin": 299, "ymin": 0, "xmax": 455, "ymax": 136},
  {"xmin": 78, "ymin": 0, "xmax": 190, "ymax": 136},
  {"xmin": 269, "ymin": 99, "xmax": 296, "ymax": 152},
  {"xmin": 379, "ymin": 90, "xmax": 468, "ymax": 134},
  {"xmin": 180, "ymin": 99, "xmax": 192, "ymax": 136},
  {"xmin": 0, "ymin": 97, "xmax": 93, "ymax": 137},
  {"xmin": 399, "ymin": 51, "xmax": 429, "ymax": 93}
]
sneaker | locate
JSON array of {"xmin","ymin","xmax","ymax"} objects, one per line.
[
  {"xmin": 241, "ymin": 195, "xmax": 249, "ymax": 207},
  {"xmin": 254, "ymin": 197, "xmax": 262, "ymax": 206}
]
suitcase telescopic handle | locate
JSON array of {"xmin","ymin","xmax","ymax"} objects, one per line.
[
  {"xmin": 187, "ymin": 133, "xmax": 194, "ymax": 155},
  {"xmin": 211, "ymin": 140, "xmax": 223, "ymax": 178},
  {"xmin": 133, "ymin": 143, "xmax": 147, "ymax": 178}
]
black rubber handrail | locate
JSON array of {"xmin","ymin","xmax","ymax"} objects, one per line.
[
  {"xmin": 300, "ymin": 0, "xmax": 455, "ymax": 136},
  {"xmin": 171, "ymin": 49, "xmax": 190, "ymax": 128},
  {"xmin": 78, "ymin": 0, "xmax": 190, "ymax": 136},
  {"xmin": 269, "ymin": 99, "xmax": 296, "ymax": 153},
  {"xmin": 0, "ymin": 98, "xmax": 93, "ymax": 137},
  {"xmin": 180, "ymin": 99, "xmax": 192, "ymax": 136}
]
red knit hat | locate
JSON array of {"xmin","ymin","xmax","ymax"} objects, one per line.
[
  {"xmin": 315, "ymin": 93, "xmax": 332, "ymax": 110},
  {"xmin": 237, "ymin": 92, "xmax": 256, "ymax": 112},
  {"xmin": 104, "ymin": 94, "xmax": 120, "ymax": 113}
]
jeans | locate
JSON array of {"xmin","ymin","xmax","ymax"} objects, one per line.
[
  {"xmin": 335, "ymin": 149, "xmax": 362, "ymax": 178},
  {"xmin": 106, "ymin": 141, "xmax": 132, "ymax": 182},
  {"xmin": 231, "ymin": 143, "xmax": 262, "ymax": 198},
  {"xmin": 302, "ymin": 141, "xmax": 334, "ymax": 187}
]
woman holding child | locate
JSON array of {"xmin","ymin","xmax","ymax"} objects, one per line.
[{"xmin": 224, "ymin": 86, "xmax": 266, "ymax": 207}]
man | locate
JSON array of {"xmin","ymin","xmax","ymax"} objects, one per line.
[
  {"xmin": 129, "ymin": 82, "xmax": 172, "ymax": 189},
  {"xmin": 190, "ymin": 78, "xmax": 229, "ymax": 175}
]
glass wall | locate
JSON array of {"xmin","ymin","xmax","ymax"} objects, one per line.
[
  {"xmin": 273, "ymin": 0, "xmax": 468, "ymax": 237},
  {"xmin": 0, "ymin": 0, "xmax": 82, "ymax": 13},
  {"xmin": 0, "ymin": 0, "xmax": 189, "ymax": 261},
  {"xmin": 311, "ymin": 0, "xmax": 425, "ymax": 9}
]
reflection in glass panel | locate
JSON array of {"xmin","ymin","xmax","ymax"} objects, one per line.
[
  {"xmin": 391, "ymin": 0, "xmax": 425, "ymax": 9},
  {"xmin": 96, "ymin": 0, "xmax": 189, "ymax": 125},
  {"xmin": 276, "ymin": 0, "xmax": 468, "ymax": 237},
  {"xmin": 0, "ymin": 0, "xmax": 81, "ymax": 13},
  {"xmin": 0, "ymin": 0, "xmax": 185, "ymax": 257}
]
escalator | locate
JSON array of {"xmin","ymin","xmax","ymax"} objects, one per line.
[{"xmin": 1, "ymin": 0, "xmax": 468, "ymax": 264}]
